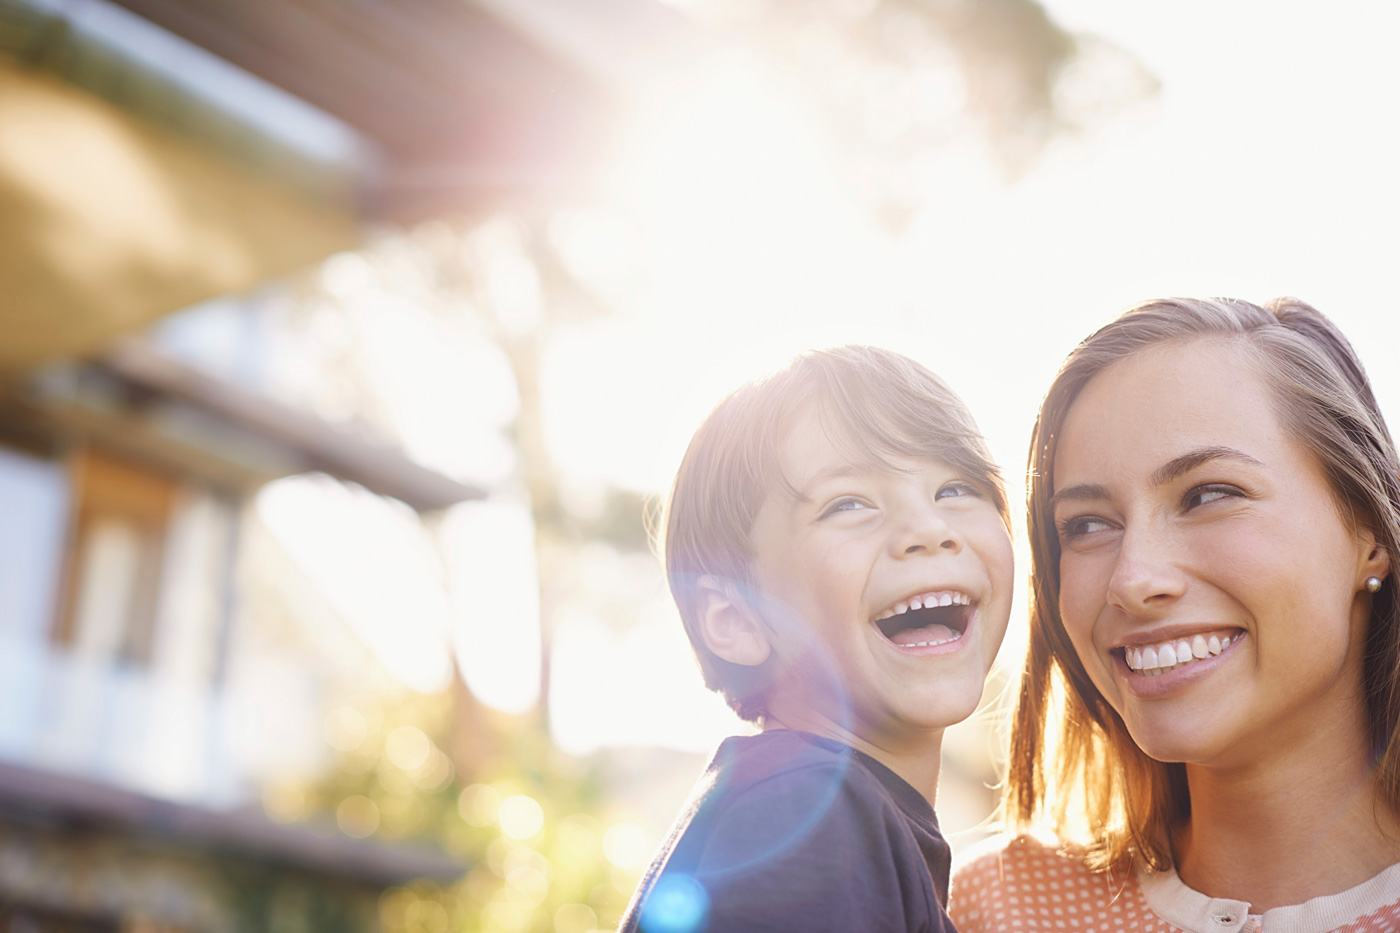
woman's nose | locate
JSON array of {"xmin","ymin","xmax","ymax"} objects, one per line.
[{"xmin": 1106, "ymin": 528, "xmax": 1186, "ymax": 612}]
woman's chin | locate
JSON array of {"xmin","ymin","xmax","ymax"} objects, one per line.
[{"xmin": 1121, "ymin": 718, "xmax": 1229, "ymax": 767}]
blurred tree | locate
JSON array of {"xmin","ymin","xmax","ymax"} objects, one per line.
[
  {"xmin": 686, "ymin": 0, "xmax": 1157, "ymax": 229},
  {"xmin": 284, "ymin": 686, "xmax": 638, "ymax": 933},
  {"xmin": 262, "ymin": 223, "xmax": 648, "ymax": 932}
]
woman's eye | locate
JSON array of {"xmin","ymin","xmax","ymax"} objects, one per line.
[
  {"xmin": 1185, "ymin": 484, "xmax": 1243, "ymax": 510},
  {"xmin": 1057, "ymin": 515, "xmax": 1111, "ymax": 540}
]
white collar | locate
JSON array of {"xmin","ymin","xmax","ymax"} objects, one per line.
[{"xmin": 1138, "ymin": 860, "xmax": 1400, "ymax": 933}]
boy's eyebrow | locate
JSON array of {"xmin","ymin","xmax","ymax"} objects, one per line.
[
  {"xmin": 792, "ymin": 465, "xmax": 869, "ymax": 503},
  {"xmin": 1049, "ymin": 446, "xmax": 1264, "ymax": 511}
]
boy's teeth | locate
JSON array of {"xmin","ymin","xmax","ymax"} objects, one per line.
[
  {"xmin": 891, "ymin": 626, "xmax": 962, "ymax": 648},
  {"xmin": 876, "ymin": 591, "xmax": 970, "ymax": 621},
  {"xmin": 1125, "ymin": 632, "xmax": 1236, "ymax": 675}
]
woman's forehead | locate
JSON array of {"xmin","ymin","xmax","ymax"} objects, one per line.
[{"xmin": 1052, "ymin": 341, "xmax": 1284, "ymax": 485}]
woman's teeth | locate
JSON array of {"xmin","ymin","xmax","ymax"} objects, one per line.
[{"xmin": 1124, "ymin": 633, "xmax": 1233, "ymax": 676}]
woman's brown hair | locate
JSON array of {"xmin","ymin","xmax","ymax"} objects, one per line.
[{"xmin": 1007, "ymin": 297, "xmax": 1400, "ymax": 871}]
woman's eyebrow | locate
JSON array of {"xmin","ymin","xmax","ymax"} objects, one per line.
[
  {"xmin": 1049, "ymin": 446, "xmax": 1264, "ymax": 512},
  {"xmin": 1048, "ymin": 483, "xmax": 1109, "ymax": 512},
  {"xmin": 1150, "ymin": 446, "xmax": 1263, "ymax": 486}
]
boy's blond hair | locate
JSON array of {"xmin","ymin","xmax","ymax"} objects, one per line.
[{"xmin": 662, "ymin": 345, "xmax": 1008, "ymax": 723}]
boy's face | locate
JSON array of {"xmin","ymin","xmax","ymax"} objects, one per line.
[{"xmin": 747, "ymin": 406, "xmax": 1014, "ymax": 745}]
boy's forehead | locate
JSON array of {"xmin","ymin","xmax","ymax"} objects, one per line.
[
  {"xmin": 770, "ymin": 431, "xmax": 948, "ymax": 502},
  {"xmin": 764, "ymin": 398, "xmax": 978, "ymax": 497},
  {"xmin": 774, "ymin": 407, "xmax": 880, "ymax": 478}
]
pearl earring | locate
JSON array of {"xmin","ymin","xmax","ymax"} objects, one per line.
[{"xmin": 1366, "ymin": 576, "xmax": 1383, "ymax": 593}]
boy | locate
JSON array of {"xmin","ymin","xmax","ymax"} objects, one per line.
[{"xmin": 620, "ymin": 346, "xmax": 1013, "ymax": 932}]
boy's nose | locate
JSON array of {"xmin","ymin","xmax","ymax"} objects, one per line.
[
  {"xmin": 894, "ymin": 506, "xmax": 960, "ymax": 556},
  {"xmin": 904, "ymin": 535, "xmax": 958, "ymax": 555}
]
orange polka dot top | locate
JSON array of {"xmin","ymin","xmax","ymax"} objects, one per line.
[{"xmin": 950, "ymin": 834, "xmax": 1400, "ymax": 933}]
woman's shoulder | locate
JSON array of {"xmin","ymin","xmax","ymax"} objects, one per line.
[
  {"xmin": 950, "ymin": 833, "xmax": 1154, "ymax": 933},
  {"xmin": 953, "ymin": 831, "xmax": 1095, "ymax": 885}
]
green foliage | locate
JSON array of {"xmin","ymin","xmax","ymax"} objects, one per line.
[
  {"xmin": 223, "ymin": 865, "xmax": 377, "ymax": 933},
  {"xmin": 280, "ymin": 689, "xmax": 641, "ymax": 933}
]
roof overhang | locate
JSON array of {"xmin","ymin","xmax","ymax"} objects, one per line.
[
  {"xmin": 0, "ymin": 759, "xmax": 465, "ymax": 884},
  {"xmin": 104, "ymin": 0, "xmax": 620, "ymax": 222},
  {"xmin": 0, "ymin": 339, "xmax": 484, "ymax": 511},
  {"xmin": 0, "ymin": 0, "xmax": 641, "ymax": 369},
  {"xmin": 0, "ymin": 56, "xmax": 360, "ymax": 370}
]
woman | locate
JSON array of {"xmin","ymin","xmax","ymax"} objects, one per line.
[{"xmin": 952, "ymin": 297, "xmax": 1400, "ymax": 931}]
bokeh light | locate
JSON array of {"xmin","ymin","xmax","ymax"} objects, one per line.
[
  {"xmin": 384, "ymin": 725, "xmax": 432, "ymax": 771},
  {"xmin": 336, "ymin": 794, "xmax": 381, "ymax": 839},
  {"xmin": 498, "ymin": 795, "xmax": 546, "ymax": 841},
  {"xmin": 459, "ymin": 783, "xmax": 504, "ymax": 827},
  {"xmin": 602, "ymin": 822, "xmax": 653, "ymax": 872}
]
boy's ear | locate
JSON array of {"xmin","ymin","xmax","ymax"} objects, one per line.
[{"xmin": 696, "ymin": 575, "xmax": 771, "ymax": 667}]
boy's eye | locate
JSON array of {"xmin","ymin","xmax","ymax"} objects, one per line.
[
  {"xmin": 935, "ymin": 481, "xmax": 979, "ymax": 501},
  {"xmin": 821, "ymin": 497, "xmax": 869, "ymax": 518}
]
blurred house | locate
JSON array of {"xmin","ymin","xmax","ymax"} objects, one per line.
[
  {"xmin": 0, "ymin": 293, "xmax": 488, "ymax": 930},
  {"xmin": 0, "ymin": 0, "xmax": 695, "ymax": 928}
]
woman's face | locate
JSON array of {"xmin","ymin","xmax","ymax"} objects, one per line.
[{"xmin": 1050, "ymin": 338, "xmax": 1383, "ymax": 769}]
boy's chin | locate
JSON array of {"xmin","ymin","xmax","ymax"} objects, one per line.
[
  {"xmin": 888, "ymin": 681, "xmax": 990, "ymax": 731},
  {"xmin": 770, "ymin": 664, "xmax": 992, "ymax": 735}
]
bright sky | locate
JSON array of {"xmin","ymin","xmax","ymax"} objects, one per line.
[
  {"xmin": 254, "ymin": 1, "xmax": 1400, "ymax": 756},
  {"xmin": 538, "ymin": 0, "xmax": 1400, "ymax": 754}
]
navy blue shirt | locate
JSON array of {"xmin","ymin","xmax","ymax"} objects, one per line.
[{"xmin": 619, "ymin": 730, "xmax": 957, "ymax": 933}]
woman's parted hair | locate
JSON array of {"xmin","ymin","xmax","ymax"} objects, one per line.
[
  {"xmin": 1009, "ymin": 297, "xmax": 1400, "ymax": 871},
  {"xmin": 662, "ymin": 345, "xmax": 1008, "ymax": 723}
]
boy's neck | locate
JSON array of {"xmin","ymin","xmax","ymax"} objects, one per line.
[{"xmin": 762, "ymin": 711, "xmax": 945, "ymax": 809}]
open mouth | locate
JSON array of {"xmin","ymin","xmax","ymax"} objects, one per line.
[
  {"xmin": 1118, "ymin": 628, "xmax": 1243, "ymax": 676},
  {"xmin": 873, "ymin": 592, "xmax": 973, "ymax": 648}
]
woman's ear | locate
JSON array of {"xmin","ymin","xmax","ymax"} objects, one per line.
[
  {"xmin": 1363, "ymin": 543, "xmax": 1391, "ymax": 589},
  {"xmin": 1358, "ymin": 523, "xmax": 1391, "ymax": 588},
  {"xmin": 696, "ymin": 576, "xmax": 771, "ymax": 667}
]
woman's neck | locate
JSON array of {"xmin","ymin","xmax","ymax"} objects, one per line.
[{"xmin": 1174, "ymin": 726, "xmax": 1400, "ymax": 911}]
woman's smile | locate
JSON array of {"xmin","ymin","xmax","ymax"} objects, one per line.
[
  {"xmin": 1120, "ymin": 627, "xmax": 1239, "ymax": 675},
  {"xmin": 1111, "ymin": 629, "xmax": 1246, "ymax": 701}
]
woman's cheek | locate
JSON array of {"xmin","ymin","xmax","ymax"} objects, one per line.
[{"xmin": 1058, "ymin": 553, "xmax": 1115, "ymax": 672}]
